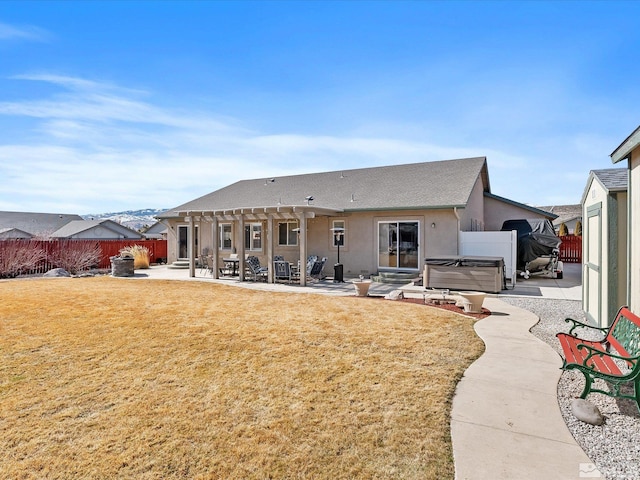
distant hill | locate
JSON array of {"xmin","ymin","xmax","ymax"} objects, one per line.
[{"xmin": 82, "ymin": 208, "xmax": 167, "ymax": 232}]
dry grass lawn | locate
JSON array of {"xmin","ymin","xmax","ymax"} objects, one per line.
[{"xmin": 0, "ymin": 277, "xmax": 484, "ymax": 479}]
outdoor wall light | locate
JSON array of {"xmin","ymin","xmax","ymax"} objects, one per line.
[{"xmin": 431, "ymin": 222, "xmax": 436, "ymax": 228}]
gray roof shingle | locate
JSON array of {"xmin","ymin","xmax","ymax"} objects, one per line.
[
  {"xmin": 592, "ymin": 168, "xmax": 628, "ymax": 192},
  {"xmin": 0, "ymin": 211, "xmax": 83, "ymax": 236},
  {"xmin": 161, "ymin": 157, "xmax": 488, "ymax": 216}
]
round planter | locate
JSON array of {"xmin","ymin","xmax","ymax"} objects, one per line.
[
  {"xmin": 353, "ymin": 280, "xmax": 372, "ymax": 297},
  {"xmin": 458, "ymin": 291, "xmax": 486, "ymax": 313}
]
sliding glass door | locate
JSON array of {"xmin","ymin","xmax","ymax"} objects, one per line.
[
  {"xmin": 378, "ymin": 221, "xmax": 419, "ymax": 270},
  {"xmin": 177, "ymin": 225, "xmax": 199, "ymax": 259}
]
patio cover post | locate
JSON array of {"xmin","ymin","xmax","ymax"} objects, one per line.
[
  {"xmin": 238, "ymin": 215, "xmax": 245, "ymax": 281},
  {"xmin": 188, "ymin": 215, "xmax": 196, "ymax": 278},
  {"xmin": 211, "ymin": 215, "xmax": 219, "ymax": 279},
  {"xmin": 267, "ymin": 215, "xmax": 274, "ymax": 283},
  {"xmin": 299, "ymin": 214, "xmax": 307, "ymax": 287}
]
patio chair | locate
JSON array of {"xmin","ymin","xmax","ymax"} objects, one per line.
[
  {"xmin": 199, "ymin": 253, "xmax": 208, "ymax": 274},
  {"xmin": 246, "ymin": 256, "xmax": 268, "ymax": 281},
  {"xmin": 273, "ymin": 260, "xmax": 294, "ymax": 284},
  {"xmin": 309, "ymin": 257, "xmax": 327, "ymax": 279},
  {"xmin": 203, "ymin": 255, "xmax": 215, "ymax": 277}
]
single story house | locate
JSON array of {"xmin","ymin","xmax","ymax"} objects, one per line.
[
  {"xmin": 50, "ymin": 219, "xmax": 143, "ymax": 240},
  {"xmin": 537, "ymin": 204, "xmax": 583, "ymax": 235},
  {"xmin": 0, "ymin": 227, "xmax": 33, "ymax": 239},
  {"xmin": 0, "ymin": 211, "xmax": 84, "ymax": 238},
  {"xmin": 581, "ymin": 168, "xmax": 628, "ymax": 327},
  {"xmin": 159, "ymin": 157, "xmax": 555, "ymax": 286},
  {"xmin": 142, "ymin": 221, "xmax": 168, "ymax": 240},
  {"xmin": 611, "ymin": 125, "xmax": 640, "ymax": 316}
]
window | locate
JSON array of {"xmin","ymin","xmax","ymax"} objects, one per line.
[
  {"xmin": 332, "ymin": 220, "xmax": 345, "ymax": 247},
  {"xmin": 278, "ymin": 221, "xmax": 298, "ymax": 246},
  {"xmin": 220, "ymin": 224, "xmax": 232, "ymax": 250},
  {"xmin": 244, "ymin": 223, "xmax": 262, "ymax": 251}
]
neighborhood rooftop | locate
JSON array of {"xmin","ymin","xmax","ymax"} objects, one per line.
[{"xmin": 0, "ymin": 211, "xmax": 83, "ymax": 236}]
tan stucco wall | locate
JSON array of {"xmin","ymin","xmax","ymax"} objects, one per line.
[
  {"xmin": 483, "ymin": 196, "xmax": 551, "ymax": 232},
  {"xmin": 459, "ymin": 177, "xmax": 484, "ymax": 231},
  {"xmin": 164, "ymin": 208, "xmax": 461, "ymax": 277}
]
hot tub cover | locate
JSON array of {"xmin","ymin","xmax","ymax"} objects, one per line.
[{"xmin": 424, "ymin": 255, "xmax": 505, "ymax": 268}]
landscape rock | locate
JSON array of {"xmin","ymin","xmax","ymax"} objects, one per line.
[
  {"xmin": 384, "ymin": 290, "xmax": 404, "ymax": 301},
  {"xmin": 571, "ymin": 398, "xmax": 605, "ymax": 425},
  {"xmin": 43, "ymin": 268, "xmax": 71, "ymax": 278}
]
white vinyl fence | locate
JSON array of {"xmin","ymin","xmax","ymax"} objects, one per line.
[{"xmin": 458, "ymin": 230, "xmax": 518, "ymax": 285}]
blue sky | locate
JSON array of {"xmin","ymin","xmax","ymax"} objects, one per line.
[{"xmin": 0, "ymin": 1, "xmax": 638, "ymax": 214}]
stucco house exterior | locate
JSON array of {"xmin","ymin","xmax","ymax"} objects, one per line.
[
  {"xmin": 581, "ymin": 168, "xmax": 628, "ymax": 327},
  {"xmin": 611, "ymin": 125, "xmax": 640, "ymax": 315},
  {"xmin": 158, "ymin": 157, "xmax": 555, "ymax": 285},
  {"xmin": 50, "ymin": 219, "xmax": 143, "ymax": 240}
]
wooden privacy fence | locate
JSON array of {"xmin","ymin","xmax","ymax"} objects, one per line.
[
  {"xmin": 0, "ymin": 239, "xmax": 167, "ymax": 274},
  {"xmin": 558, "ymin": 235, "xmax": 581, "ymax": 263}
]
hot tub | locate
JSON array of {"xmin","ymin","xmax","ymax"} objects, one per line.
[{"xmin": 423, "ymin": 256, "xmax": 505, "ymax": 293}]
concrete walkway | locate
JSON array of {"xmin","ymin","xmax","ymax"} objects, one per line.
[{"xmin": 450, "ymin": 297, "xmax": 592, "ymax": 480}]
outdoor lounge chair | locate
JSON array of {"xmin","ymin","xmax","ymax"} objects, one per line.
[
  {"xmin": 246, "ymin": 255, "xmax": 268, "ymax": 281},
  {"xmin": 273, "ymin": 260, "xmax": 294, "ymax": 283},
  {"xmin": 309, "ymin": 256, "xmax": 327, "ymax": 279}
]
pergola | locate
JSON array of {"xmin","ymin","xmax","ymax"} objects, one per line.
[{"xmin": 176, "ymin": 205, "xmax": 341, "ymax": 286}]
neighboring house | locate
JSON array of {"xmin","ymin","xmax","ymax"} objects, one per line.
[
  {"xmin": 0, "ymin": 211, "xmax": 83, "ymax": 237},
  {"xmin": 51, "ymin": 219, "xmax": 143, "ymax": 240},
  {"xmin": 581, "ymin": 168, "xmax": 628, "ymax": 327},
  {"xmin": 611, "ymin": 125, "xmax": 640, "ymax": 315},
  {"xmin": 0, "ymin": 227, "xmax": 33, "ymax": 239},
  {"xmin": 159, "ymin": 157, "xmax": 556, "ymax": 285},
  {"xmin": 142, "ymin": 221, "xmax": 168, "ymax": 240},
  {"xmin": 537, "ymin": 204, "xmax": 582, "ymax": 234}
]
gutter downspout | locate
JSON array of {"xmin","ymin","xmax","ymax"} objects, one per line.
[{"xmin": 453, "ymin": 207, "xmax": 461, "ymax": 254}]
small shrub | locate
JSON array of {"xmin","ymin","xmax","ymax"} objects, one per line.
[
  {"xmin": 120, "ymin": 245, "xmax": 150, "ymax": 269},
  {"xmin": 50, "ymin": 240, "xmax": 102, "ymax": 275},
  {"xmin": 0, "ymin": 240, "xmax": 46, "ymax": 278},
  {"xmin": 558, "ymin": 223, "xmax": 568, "ymax": 237}
]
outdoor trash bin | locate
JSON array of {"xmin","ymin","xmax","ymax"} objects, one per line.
[{"xmin": 110, "ymin": 256, "xmax": 134, "ymax": 277}]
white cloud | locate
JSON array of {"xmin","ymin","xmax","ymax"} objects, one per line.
[
  {"xmin": 0, "ymin": 73, "xmax": 577, "ymax": 214},
  {"xmin": 0, "ymin": 22, "xmax": 50, "ymax": 42}
]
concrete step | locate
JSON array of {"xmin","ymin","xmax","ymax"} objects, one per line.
[
  {"xmin": 168, "ymin": 260, "xmax": 190, "ymax": 269},
  {"xmin": 372, "ymin": 272, "xmax": 420, "ymax": 284}
]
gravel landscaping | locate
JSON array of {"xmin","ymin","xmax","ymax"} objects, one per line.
[{"xmin": 500, "ymin": 297, "xmax": 640, "ymax": 480}]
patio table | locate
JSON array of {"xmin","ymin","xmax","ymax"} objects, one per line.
[{"xmin": 222, "ymin": 258, "xmax": 239, "ymax": 276}]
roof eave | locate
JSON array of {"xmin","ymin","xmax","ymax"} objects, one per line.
[
  {"xmin": 611, "ymin": 125, "xmax": 640, "ymax": 164},
  {"xmin": 484, "ymin": 192, "xmax": 559, "ymax": 219}
]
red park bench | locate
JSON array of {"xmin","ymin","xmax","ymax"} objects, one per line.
[{"xmin": 556, "ymin": 306, "xmax": 640, "ymax": 412}]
